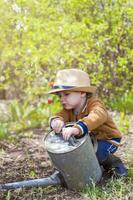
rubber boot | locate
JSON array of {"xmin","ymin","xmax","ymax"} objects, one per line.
[{"xmin": 102, "ymin": 154, "xmax": 128, "ymax": 177}]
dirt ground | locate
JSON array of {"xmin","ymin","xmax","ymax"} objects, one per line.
[{"xmin": 0, "ymin": 128, "xmax": 132, "ymax": 200}]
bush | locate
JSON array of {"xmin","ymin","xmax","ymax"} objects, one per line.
[{"xmin": 0, "ymin": 0, "xmax": 132, "ymax": 101}]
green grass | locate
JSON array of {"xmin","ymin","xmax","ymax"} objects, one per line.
[
  {"xmin": 4, "ymin": 177, "xmax": 132, "ymax": 200},
  {"xmin": 82, "ymin": 177, "xmax": 133, "ymax": 200}
]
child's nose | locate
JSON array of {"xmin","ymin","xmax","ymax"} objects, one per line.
[{"xmin": 60, "ymin": 95, "xmax": 66, "ymax": 102}]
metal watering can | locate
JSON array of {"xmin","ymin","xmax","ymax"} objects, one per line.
[{"xmin": 0, "ymin": 124, "xmax": 102, "ymax": 190}]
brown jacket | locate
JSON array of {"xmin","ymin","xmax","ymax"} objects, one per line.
[{"xmin": 52, "ymin": 96, "xmax": 122, "ymax": 140}]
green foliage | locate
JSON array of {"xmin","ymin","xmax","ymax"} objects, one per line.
[
  {"xmin": 128, "ymin": 168, "xmax": 133, "ymax": 179},
  {"xmin": 0, "ymin": 95, "xmax": 61, "ymax": 138},
  {"xmin": 119, "ymin": 113, "xmax": 130, "ymax": 134},
  {"xmin": 0, "ymin": 0, "xmax": 132, "ymax": 100},
  {"xmin": 0, "ymin": 122, "xmax": 8, "ymax": 139},
  {"xmin": 29, "ymin": 170, "xmax": 37, "ymax": 178},
  {"xmin": 6, "ymin": 191, "xmax": 11, "ymax": 200},
  {"xmin": 50, "ymin": 95, "xmax": 62, "ymax": 114},
  {"xmin": 9, "ymin": 100, "xmax": 47, "ymax": 130},
  {"xmin": 0, "ymin": 0, "xmax": 132, "ymax": 137},
  {"xmin": 82, "ymin": 177, "xmax": 132, "ymax": 200},
  {"xmin": 82, "ymin": 182, "xmax": 104, "ymax": 199},
  {"xmin": 107, "ymin": 93, "xmax": 133, "ymax": 114}
]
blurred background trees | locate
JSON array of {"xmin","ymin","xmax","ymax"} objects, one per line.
[{"xmin": 0, "ymin": 0, "xmax": 133, "ymax": 137}]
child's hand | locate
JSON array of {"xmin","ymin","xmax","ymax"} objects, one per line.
[
  {"xmin": 51, "ymin": 118, "xmax": 64, "ymax": 133},
  {"xmin": 62, "ymin": 127, "xmax": 80, "ymax": 140}
]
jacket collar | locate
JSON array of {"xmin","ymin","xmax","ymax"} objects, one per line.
[{"xmin": 81, "ymin": 99, "xmax": 88, "ymax": 113}]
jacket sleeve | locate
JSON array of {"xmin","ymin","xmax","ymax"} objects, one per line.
[
  {"xmin": 79, "ymin": 97, "xmax": 108, "ymax": 131},
  {"xmin": 49, "ymin": 109, "xmax": 70, "ymax": 125}
]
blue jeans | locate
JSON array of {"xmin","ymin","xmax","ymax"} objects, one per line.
[{"xmin": 96, "ymin": 138, "xmax": 121, "ymax": 163}]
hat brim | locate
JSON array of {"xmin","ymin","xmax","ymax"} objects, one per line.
[{"xmin": 48, "ymin": 86, "xmax": 97, "ymax": 94}]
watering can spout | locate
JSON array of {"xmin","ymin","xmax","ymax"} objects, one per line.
[
  {"xmin": 0, "ymin": 170, "xmax": 61, "ymax": 190},
  {"xmin": 0, "ymin": 126, "xmax": 102, "ymax": 191}
]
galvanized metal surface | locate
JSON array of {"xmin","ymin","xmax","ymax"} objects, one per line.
[
  {"xmin": 45, "ymin": 132, "xmax": 102, "ymax": 190},
  {"xmin": 0, "ymin": 171, "xmax": 61, "ymax": 190},
  {"xmin": 0, "ymin": 128, "xmax": 102, "ymax": 191}
]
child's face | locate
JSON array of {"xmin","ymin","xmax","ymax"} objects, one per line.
[{"xmin": 58, "ymin": 91, "xmax": 84, "ymax": 110}]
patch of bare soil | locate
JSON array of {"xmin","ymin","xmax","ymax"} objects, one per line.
[{"xmin": 0, "ymin": 129, "xmax": 132, "ymax": 200}]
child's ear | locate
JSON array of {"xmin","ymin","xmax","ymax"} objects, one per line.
[{"xmin": 81, "ymin": 92, "xmax": 86, "ymax": 97}]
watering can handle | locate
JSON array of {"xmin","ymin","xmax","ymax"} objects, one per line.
[
  {"xmin": 68, "ymin": 136, "xmax": 78, "ymax": 146},
  {"xmin": 54, "ymin": 132, "xmax": 78, "ymax": 146}
]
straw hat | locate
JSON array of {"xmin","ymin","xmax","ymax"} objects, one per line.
[{"xmin": 48, "ymin": 68, "xmax": 97, "ymax": 94}]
